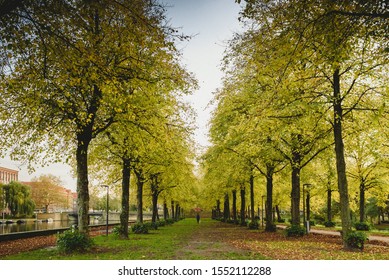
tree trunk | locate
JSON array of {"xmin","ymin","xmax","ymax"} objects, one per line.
[
  {"xmin": 175, "ymin": 203, "xmax": 179, "ymax": 220},
  {"xmin": 76, "ymin": 136, "xmax": 91, "ymax": 234},
  {"xmin": 163, "ymin": 201, "xmax": 168, "ymax": 220},
  {"xmin": 150, "ymin": 174, "xmax": 159, "ymax": 223},
  {"xmin": 134, "ymin": 170, "xmax": 144, "ymax": 223},
  {"xmin": 290, "ymin": 134, "xmax": 303, "ymax": 226},
  {"xmin": 232, "ymin": 189, "xmax": 237, "ymax": 222},
  {"xmin": 151, "ymin": 191, "xmax": 158, "ymax": 223},
  {"xmin": 290, "ymin": 165, "xmax": 301, "ymax": 226},
  {"xmin": 171, "ymin": 200, "xmax": 175, "ymax": 220},
  {"xmin": 333, "ymin": 68, "xmax": 352, "ymax": 246},
  {"xmin": 249, "ymin": 173, "xmax": 255, "ymax": 223},
  {"xmin": 223, "ymin": 193, "xmax": 230, "ymax": 221},
  {"xmin": 265, "ymin": 165, "xmax": 275, "ymax": 231},
  {"xmin": 119, "ymin": 158, "xmax": 131, "ymax": 239},
  {"xmin": 327, "ymin": 188, "xmax": 332, "ymax": 222},
  {"xmin": 240, "ymin": 187, "xmax": 246, "ymax": 225},
  {"xmin": 216, "ymin": 199, "xmax": 221, "ymax": 218},
  {"xmin": 306, "ymin": 191, "xmax": 311, "ymax": 222},
  {"xmin": 359, "ymin": 183, "xmax": 366, "ymax": 222},
  {"xmin": 275, "ymin": 205, "xmax": 282, "ymax": 222}
]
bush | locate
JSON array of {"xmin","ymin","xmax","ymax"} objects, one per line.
[
  {"xmin": 111, "ymin": 225, "xmax": 122, "ymax": 237},
  {"xmin": 285, "ymin": 225, "xmax": 305, "ymax": 237},
  {"xmin": 131, "ymin": 223, "xmax": 149, "ymax": 234},
  {"xmin": 144, "ymin": 222, "xmax": 158, "ymax": 230},
  {"xmin": 56, "ymin": 229, "xmax": 94, "ymax": 254},
  {"xmin": 111, "ymin": 225, "xmax": 129, "ymax": 238},
  {"xmin": 157, "ymin": 220, "xmax": 166, "ymax": 227},
  {"xmin": 165, "ymin": 218, "xmax": 175, "ymax": 225},
  {"xmin": 354, "ymin": 222, "xmax": 370, "ymax": 231},
  {"xmin": 248, "ymin": 220, "xmax": 259, "ymax": 230},
  {"xmin": 345, "ymin": 231, "xmax": 368, "ymax": 250},
  {"xmin": 324, "ymin": 221, "xmax": 336, "ymax": 227}
]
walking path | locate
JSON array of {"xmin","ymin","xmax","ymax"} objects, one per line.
[
  {"xmin": 276, "ymin": 224, "xmax": 389, "ymax": 244},
  {"xmin": 174, "ymin": 220, "xmax": 389, "ymax": 260}
]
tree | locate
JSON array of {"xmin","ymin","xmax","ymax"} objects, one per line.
[
  {"xmin": 0, "ymin": 0, "xmax": 194, "ymax": 233},
  {"xmin": 235, "ymin": 0, "xmax": 389, "ymax": 248},
  {"xmin": 2, "ymin": 181, "xmax": 35, "ymax": 216},
  {"xmin": 27, "ymin": 174, "xmax": 70, "ymax": 212}
]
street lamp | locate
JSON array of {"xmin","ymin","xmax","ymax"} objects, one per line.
[
  {"xmin": 261, "ymin": 195, "xmax": 265, "ymax": 228},
  {"xmin": 303, "ymin": 183, "xmax": 312, "ymax": 233},
  {"xmin": 101, "ymin": 185, "xmax": 109, "ymax": 236}
]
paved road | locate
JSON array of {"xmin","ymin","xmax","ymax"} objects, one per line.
[{"xmin": 277, "ymin": 225, "xmax": 389, "ymax": 244}]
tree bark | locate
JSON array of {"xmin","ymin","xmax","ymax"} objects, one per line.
[
  {"xmin": 359, "ymin": 183, "xmax": 366, "ymax": 222},
  {"xmin": 151, "ymin": 191, "xmax": 159, "ymax": 223},
  {"xmin": 290, "ymin": 133, "xmax": 303, "ymax": 226},
  {"xmin": 306, "ymin": 191, "xmax": 311, "ymax": 222},
  {"xmin": 163, "ymin": 201, "xmax": 168, "ymax": 220},
  {"xmin": 232, "ymin": 189, "xmax": 237, "ymax": 222},
  {"xmin": 223, "ymin": 192, "xmax": 230, "ymax": 221},
  {"xmin": 249, "ymin": 173, "xmax": 255, "ymax": 223},
  {"xmin": 119, "ymin": 157, "xmax": 131, "ymax": 239},
  {"xmin": 175, "ymin": 203, "xmax": 180, "ymax": 220},
  {"xmin": 216, "ymin": 199, "xmax": 221, "ymax": 218},
  {"xmin": 275, "ymin": 205, "xmax": 282, "ymax": 222},
  {"xmin": 240, "ymin": 187, "xmax": 246, "ymax": 225},
  {"xmin": 265, "ymin": 165, "xmax": 275, "ymax": 231},
  {"xmin": 327, "ymin": 188, "xmax": 332, "ymax": 222},
  {"xmin": 76, "ymin": 136, "xmax": 91, "ymax": 234},
  {"xmin": 333, "ymin": 68, "xmax": 352, "ymax": 246},
  {"xmin": 171, "ymin": 200, "xmax": 175, "ymax": 220},
  {"xmin": 134, "ymin": 169, "xmax": 144, "ymax": 223},
  {"xmin": 290, "ymin": 165, "xmax": 301, "ymax": 226}
]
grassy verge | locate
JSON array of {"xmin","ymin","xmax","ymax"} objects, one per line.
[{"xmin": 3, "ymin": 219, "xmax": 195, "ymax": 260}]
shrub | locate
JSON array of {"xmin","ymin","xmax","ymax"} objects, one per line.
[
  {"xmin": 56, "ymin": 229, "xmax": 94, "ymax": 254},
  {"xmin": 285, "ymin": 224, "xmax": 305, "ymax": 237},
  {"xmin": 248, "ymin": 220, "xmax": 259, "ymax": 230},
  {"xmin": 324, "ymin": 221, "xmax": 336, "ymax": 227},
  {"xmin": 165, "ymin": 218, "xmax": 175, "ymax": 225},
  {"xmin": 111, "ymin": 225, "xmax": 129, "ymax": 238},
  {"xmin": 157, "ymin": 220, "xmax": 166, "ymax": 227},
  {"xmin": 354, "ymin": 222, "xmax": 370, "ymax": 231},
  {"xmin": 144, "ymin": 222, "xmax": 158, "ymax": 230},
  {"xmin": 111, "ymin": 225, "xmax": 121, "ymax": 237},
  {"xmin": 345, "ymin": 231, "xmax": 368, "ymax": 250},
  {"xmin": 131, "ymin": 223, "xmax": 149, "ymax": 234}
]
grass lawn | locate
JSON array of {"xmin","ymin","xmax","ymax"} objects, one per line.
[{"xmin": 2, "ymin": 218, "xmax": 389, "ymax": 260}]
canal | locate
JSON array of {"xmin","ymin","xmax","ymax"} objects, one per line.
[{"xmin": 0, "ymin": 218, "xmax": 104, "ymax": 235}]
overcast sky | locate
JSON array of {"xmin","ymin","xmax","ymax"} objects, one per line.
[
  {"xmin": 0, "ymin": 0, "xmax": 243, "ymax": 191},
  {"xmin": 165, "ymin": 0, "xmax": 243, "ymax": 148}
]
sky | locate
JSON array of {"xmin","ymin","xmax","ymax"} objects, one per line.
[{"xmin": 0, "ymin": 0, "xmax": 244, "ymax": 191}]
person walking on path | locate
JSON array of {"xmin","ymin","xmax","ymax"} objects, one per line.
[{"xmin": 196, "ymin": 213, "xmax": 200, "ymax": 224}]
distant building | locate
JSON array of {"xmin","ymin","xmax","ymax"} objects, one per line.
[
  {"xmin": 23, "ymin": 181, "xmax": 77, "ymax": 213},
  {"xmin": 0, "ymin": 166, "xmax": 19, "ymax": 184}
]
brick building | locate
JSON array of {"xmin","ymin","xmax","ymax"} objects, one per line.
[{"xmin": 0, "ymin": 166, "xmax": 19, "ymax": 184}]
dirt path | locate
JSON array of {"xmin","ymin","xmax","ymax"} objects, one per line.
[
  {"xmin": 174, "ymin": 219, "xmax": 389, "ymax": 260},
  {"xmin": 174, "ymin": 220, "xmax": 264, "ymax": 259}
]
